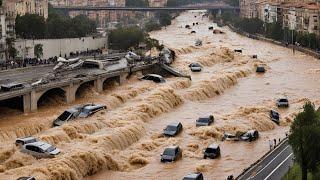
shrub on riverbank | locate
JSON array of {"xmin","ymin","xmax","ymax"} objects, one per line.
[{"xmin": 282, "ymin": 163, "xmax": 320, "ymax": 180}]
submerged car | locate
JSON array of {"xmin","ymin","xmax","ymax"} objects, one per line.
[
  {"xmin": 185, "ymin": 25, "xmax": 190, "ymax": 29},
  {"xmin": 53, "ymin": 107, "xmax": 82, "ymax": 126},
  {"xmin": 189, "ymin": 63, "xmax": 202, "ymax": 72},
  {"xmin": 203, "ymin": 143, "xmax": 221, "ymax": 159},
  {"xmin": 270, "ymin": 110, "xmax": 280, "ymax": 124},
  {"xmin": 183, "ymin": 172, "xmax": 204, "ymax": 180},
  {"xmin": 163, "ymin": 122, "xmax": 183, "ymax": 137},
  {"xmin": 15, "ymin": 136, "xmax": 38, "ymax": 147},
  {"xmin": 222, "ymin": 130, "xmax": 259, "ymax": 142},
  {"xmin": 160, "ymin": 146, "xmax": 182, "ymax": 163},
  {"xmin": 53, "ymin": 104, "xmax": 106, "ymax": 126},
  {"xmin": 239, "ymin": 130, "xmax": 259, "ymax": 141},
  {"xmin": 276, "ymin": 98, "xmax": 289, "ymax": 107},
  {"xmin": 195, "ymin": 39, "xmax": 202, "ymax": 46},
  {"xmin": 191, "ymin": 31, "xmax": 196, "ymax": 34},
  {"xmin": 16, "ymin": 177, "xmax": 36, "ymax": 180},
  {"xmin": 222, "ymin": 133, "xmax": 238, "ymax": 141},
  {"xmin": 234, "ymin": 49, "xmax": 242, "ymax": 53},
  {"xmin": 256, "ymin": 66, "xmax": 266, "ymax": 73},
  {"xmin": 139, "ymin": 74, "xmax": 166, "ymax": 83},
  {"xmin": 208, "ymin": 26, "xmax": 214, "ymax": 30},
  {"xmin": 21, "ymin": 141, "xmax": 60, "ymax": 158},
  {"xmin": 78, "ymin": 104, "xmax": 106, "ymax": 118},
  {"xmin": 196, "ymin": 115, "xmax": 214, "ymax": 126},
  {"xmin": 1, "ymin": 82, "xmax": 24, "ymax": 91}
]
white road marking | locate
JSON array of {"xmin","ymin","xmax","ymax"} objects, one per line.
[
  {"xmin": 264, "ymin": 153, "xmax": 293, "ymax": 180},
  {"xmin": 250, "ymin": 145, "xmax": 290, "ymax": 179}
]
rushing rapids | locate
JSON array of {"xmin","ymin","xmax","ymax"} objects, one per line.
[{"xmin": 1, "ymin": 10, "xmax": 320, "ymax": 180}]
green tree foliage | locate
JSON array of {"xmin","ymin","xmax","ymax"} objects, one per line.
[
  {"xmin": 159, "ymin": 12, "xmax": 172, "ymax": 26},
  {"xmin": 6, "ymin": 38, "xmax": 17, "ymax": 60},
  {"xmin": 289, "ymin": 102, "xmax": 320, "ymax": 180},
  {"xmin": 15, "ymin": 13, "xmax": 96, "ymax": 39},
  {"xmin": 15, "ymin": 14, "xmax": 46, "ymax": 39},
  {"xmin": 233, "ymin": 18, "xmax": 264, "ymax": 34},
  {"xmin": 144, "ymin": 20, "xmax": 161, "ymax": 32},
  {"xmin": 126, "ymin": 0, "xmax": 149, "ymax": 7},
  {"xmin": 266, "ymin": 22, "xmax": 283, "ymax": 41},
  {"xmin": 108, "ymin": 26, "xmax": 145, "ymax": 50},
  {"xmin": 225, "ymin": 0, "xmax": 239, "ymax": 6},
  {"xmin": 34, "ymin": 44, "xmax": 43, "ymax": 59}
]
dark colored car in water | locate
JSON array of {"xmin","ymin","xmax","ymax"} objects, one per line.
[
  {"xmin": 239, "ymin": 130, "xmax": 259, "ymax": 142},
  {"xmin": 270, "ymin": 110, "xmax": 280, "ymax": 124},
  {"xmin": 163, "ymin": 122, "xmax": 183, "ymax": 137},
  {"xmin": 276, "ymin": 98, "xmax": 289, "ymax": 107},
  {"xmin": 256, "ymin": 66, "xmax": 266, "ymax": 73},
  {"xmin": 203, "ymin": 143, "xmax": 221, "ymax": 159},
  {"xmin": 183, "ymin": 172, "xmax": 204, "ymax": 180},
  {"xmin": 139, "ymin": 74, "xmax": 166, "ymax": 83},
  {"xmin": 53, "ymin": 104, "xmax": 106, "ymax": 126},
  {"xmin": 78, "ymin": 104, "xmax": 106, "ymax": 118},
  {"xmin": 160, "ymin": 146, "xmax": 182, "ymax": 163},
  {"xmin": 16, "ymin": 177, "xmax": 36, "ymax": 180},
  {"xmin": 189, "ymin": 63, "xmax": 202, "ymax": 72},
  {"xmin": 196, "ymin": 115, "xmax": 214, "ymax": 126}
]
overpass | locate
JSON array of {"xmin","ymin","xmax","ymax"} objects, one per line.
[
  {"xmin": 0, "ymin": 55, "xmax": 164, "ymax": 113},
  {"xmin": 52, "ymin": 5, "xmax": 239, "ymax": 12}
]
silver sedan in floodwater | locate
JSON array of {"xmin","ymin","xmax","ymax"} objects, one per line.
[{"xmin": 21, "ymin": 141, "xmax": 60, "ymax": 158}]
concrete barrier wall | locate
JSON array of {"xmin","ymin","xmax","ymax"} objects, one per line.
[{"xmin": 14, "ymin": 36, "xmax": 108, "ymax": 59}]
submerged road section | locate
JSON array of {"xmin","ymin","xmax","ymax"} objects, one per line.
[{"xmin": 237, "ymin": 139, "xmax": 294, "ymax": 180}]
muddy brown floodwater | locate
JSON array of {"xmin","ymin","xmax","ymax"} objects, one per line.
[{"xmin": 1, "ymin": 10, "xmax": 320, "ymax": 180}]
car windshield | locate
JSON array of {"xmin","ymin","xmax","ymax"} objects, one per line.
[
  {"xmin": 81, "ymin": 107, "xmax": 92, "ymax": 114},
  {"xmin": 197, "ymin": 118, "xmax": 208, "ymax": 123},
  {"xmin": 166, "ymin": 125, "xmax": 177, "ymax": 131},
  {"xmin": 205, "ymin": 148, "xmax": 217, "ymax": 153},
  {"xmin": 46, "ymin": 146, "xmax": 56, "ymax": 152},
  {"xmin": 58, "ymin": 111, "xmax": 72, "ymax": 121},
  {"xmin": 163, "ymin": 148, "xmax": 175, "ymax": 156},
  {"xmin": 279, "ymin": 99, "xmax": 288, "ymax": 102}
]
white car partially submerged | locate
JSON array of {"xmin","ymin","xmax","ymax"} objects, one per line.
[{"xmin": 21, "ymin": 141, "xmax": 60, "ymax": 158}]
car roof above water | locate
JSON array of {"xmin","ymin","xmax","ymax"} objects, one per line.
[
  {"xmin": 168, "ymin": 122, "xmax": 181, "ymax": 127},
  {"xmin": 207, "ymin": 143, "xmax": 219, "ymax": 149},
  {"xmin": 27, "ymin": 141, "xmax": 52, "ymax": 150}
]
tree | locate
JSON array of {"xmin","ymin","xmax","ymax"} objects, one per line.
[
  {"xmin": 5, "ymin": 38, "xmax": 17, "ymax": 60},
  {"xmin": 108, "ymin": 26, "xmax": 145, "ymax": 50},
  {"xmin": 289, "ymin": 102, "xmax": 320, "ymax": 180},
  {"xmin": 159, "ymin": 12, "xmax": 172, "ymax": 26},
  {"xmin": 34, "ymin": 44, "xmax": 43, "ymax": 59},
  {"xmin": 15, "ymin": 14, "xmax": 46, "ymax": 39},
  {"xmin": 266, "ymin": 22, "xmax": 283, "ymax": 41},
  {"xmin": 144, "ymin": 20, "xmax": 161, "ymax": 32}
]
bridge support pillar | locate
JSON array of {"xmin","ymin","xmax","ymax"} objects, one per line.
[
  {"xmin": 30, "ymin": 90, "xmax": 37, "ymax": 112},
  {"xmin": 66, "ymin": 83, "xmax": 76, "ymax": 103},
  {"xmin": 118, "ymin": 73, "xmax": 127, "ymax": 85},
  {"xmin": 94, "ymin": 77, "xmax": 104, "ymax": 93},
  {"xmin": 23, "ymin": 93, "xmax": 31, "ymax": 113}
]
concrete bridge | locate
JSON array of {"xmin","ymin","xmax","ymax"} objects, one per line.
[
  {"xmin": 52, "ymin": 5, "xmax": 239, "ymax": 12},
  {"xmin": 0, "ymin": 59, "xmax": 158, "ymax": 113}
]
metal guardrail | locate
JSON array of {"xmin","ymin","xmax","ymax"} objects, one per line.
[{"xmin": 236, "ymin": 138, "xmax": 289, "ymax": 180}]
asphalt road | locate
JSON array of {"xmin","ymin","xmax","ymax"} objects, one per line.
[{"xmin": 238, "ymin": 139, "xmax": 294, "ymax": 180}]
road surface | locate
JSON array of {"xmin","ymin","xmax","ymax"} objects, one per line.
[{"xmin": 238, "ymin": 139, "xmax": 294, "ymax": 180}]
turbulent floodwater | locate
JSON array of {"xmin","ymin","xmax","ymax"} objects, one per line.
[{"xmin": 1, "ymin": 11, "xmax": 320, "ymax": 180}]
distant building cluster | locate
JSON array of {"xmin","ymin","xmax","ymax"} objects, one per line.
[
  {"xmin": 49, "ymin": 0, "xmax": 167, "ymax": 28},
  {"xmin": 0, "ymin": 0, "xmax": 48, "ymax": 61},
  {"xmin": 240, "ymin": 0, "xmax": 320, "ymax": 35}
]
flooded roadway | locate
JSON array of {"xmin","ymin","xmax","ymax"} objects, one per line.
[{"xmin": 1, "ymin": 11, "xmax": 320, "ymax": 180}]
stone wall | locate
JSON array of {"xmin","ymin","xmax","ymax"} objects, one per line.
[{"xmin": 15, "ymin": 36, "xmax": 108, "ymax": 59}]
